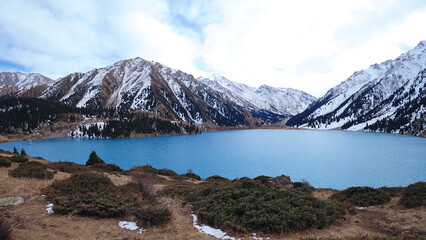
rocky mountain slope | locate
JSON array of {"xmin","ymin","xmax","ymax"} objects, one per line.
[
  {"xmin": 0, "ymin": 72, "xmax": 53, "ymax": 96},
  {"xmin": 287, "ymin": 41, "xmax": 426, "ymax": 136},
  {"xmin": 41, "ymin": 58, "xmax": 315, "ymax": 126},
  {"xmin": 41, "ymin": 58, "xmax": 256, "ymax": 126},
  {"xmin": 199, "ymin": 74, "xmax": 316, "ymax": 123}
]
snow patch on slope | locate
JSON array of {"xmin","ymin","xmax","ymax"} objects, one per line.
[{"xmin": 192, "ymin": 214, "xmax": 235, "ymax": 239}]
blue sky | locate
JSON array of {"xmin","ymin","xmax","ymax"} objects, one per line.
[{"xmin": 1, "ymin": 0, "xmax": 425, "ymax": 97}]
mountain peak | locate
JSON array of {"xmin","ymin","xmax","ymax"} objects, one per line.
[
  {"xmin": 0, "ymin": 72, "xmax": 53, "ymax": 96},
  {"xmin": 407, "ymin": 40, "xmax": 426, "ymax": 54},
  {"xmin": 417, "ymin": 40, "xmax": 426, "ymax": 47},
  {"xmin": 287, "ymin": 39, "xmax": 426, "ymax": 137},
  {"xmin": 204, "ymin": 73, "xmax": 227, "ymax": 81},
  {"xmin": 258, "ymin": 84, "xmax": 275, "ymax": 91}
]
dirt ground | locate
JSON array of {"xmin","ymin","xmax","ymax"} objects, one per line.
[{"xmin": 0, "ymin": 152, "xmax": 425, "ymax": 240}]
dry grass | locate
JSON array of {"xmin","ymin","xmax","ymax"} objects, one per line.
[
  {"xmin": 0, "ymin": 152, "xmax": 215, "ymax": 239},
  {"xmin": 380, "ymin": 197, "xmax": 426, "ymax": 235},
  {"xmin": 1, "ymin": 151, "xmax": 425, "ymax": 239},
  {"xmin": 0, "ymin": 163, "xmax": 69, "ymax": 198},
  {"xmin": 105, "ymin": 172, "xmax": 131, "ymax": 186},
  {"xmin": 312, "ymin": 189, "xmax": 339, "ymax": 201}
]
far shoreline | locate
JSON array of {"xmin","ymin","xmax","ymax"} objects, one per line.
[
  {"xmin": 0, "ymin": 122, "xmax": 301, "ymax": 144},
  {"xmin": 2, "ymin": 124, "xmax": 425, "ymax": 144}
]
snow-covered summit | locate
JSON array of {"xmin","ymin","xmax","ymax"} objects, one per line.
[
  {"xmin": 42, "ymin": 57, "xmax": 257, "ymax": 126},
  {"xmin": 287, "ymin": 40, "xmax": 426, "ymax": 137},
  {"xmin": 0, "ymin": 72, "xmax": 53, "ymax": 96},
  {"xmin": 199, "ymin": 74, "xmax": 316, "ymax": 117}
]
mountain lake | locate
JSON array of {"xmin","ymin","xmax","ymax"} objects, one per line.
[{"xmin": 1, "ymin": 129, "xmax": 425, "ymax": 190}]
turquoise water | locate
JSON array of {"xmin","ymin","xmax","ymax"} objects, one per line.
[{"xmin": 1, "ymin": 129, "xmax": 425, "ymax": 189}]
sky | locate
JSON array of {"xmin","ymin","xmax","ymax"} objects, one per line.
[{"xmin": 0, "ymin": 0, "xmax": 425, "ymax": 97}]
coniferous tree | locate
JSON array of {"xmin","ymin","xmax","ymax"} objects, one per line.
[
  {"xmin": 13, "ymin": 147, "xmax": 18, "ymax": 154},
  {"xmin": 86, "ymin": 151, "xmax": 105, "ymax": 166},
  {"xmin": 20, "ymin": 148, "xmax": 26, "ymax": 156}
]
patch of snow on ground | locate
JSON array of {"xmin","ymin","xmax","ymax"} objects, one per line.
[
  {"xmin": 192, "ymin": 214, "xmax": 235, "ymax": 239},
  {"xmin": 250, "ymin": 233, "xmax": 270, "ymax": 240},
  {"xmin": 355, "ymin": 206, "xmax": 375, "ymax": 210},
  {"xmin": 118, "ymin": 221, "xmax": 144, "ymax": 234},
  {"xmin": 46, "ymin": 203, "xmax": 54, "ymax": 214},
  {"xmin": 71, "ymin": 121, "xmax": 105, "ymax": 138}
]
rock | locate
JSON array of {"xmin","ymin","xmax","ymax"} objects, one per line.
[
  {"xmin": 19, "ymin": 193, "xmax": 32, "ymax": 201},
  {"xmin": 0, "ymin": 196, "xmax": 24, "ymax": 206},
  {"xmin": 269, "ymin": 175, "xmax": 293, "ymax": 189},
  {"xmin": 27, "ymin": 195, "xmax": 46, "ymax": 204}
]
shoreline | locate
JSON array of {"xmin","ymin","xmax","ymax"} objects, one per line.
[
  {"xmin": 2, "ymin": 124, "xmax": 425, "ymax": 144},
  {"xmin": 0, "ymin": 131, "xmax": 202, "ymax": 144}
]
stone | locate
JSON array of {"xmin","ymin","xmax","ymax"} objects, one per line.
[
  {"xmin": 0, "ymin": 196, "xmax": 24, "ymax": 206},
  {"xmin": 269, "ymin": 175, "xmax": 293, "ymax": 188}
]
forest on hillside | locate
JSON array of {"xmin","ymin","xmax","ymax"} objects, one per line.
[{"xmin": 0, "ymin": 97, "xmax": 200, "ymax": 138}]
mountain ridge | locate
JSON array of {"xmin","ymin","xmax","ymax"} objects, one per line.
[
  {"xmin": 2, "ymin": 41, "xmax": 424, "ymax": 136},
  {"xmin": 0, "ymin": 72, "xmax": 53, "ymax": 96},
  {"xmin": 36, "ymin": 57, "xmax": 315, "ymax": 126},
  {"xmin": 287, "ymin": 41, "xmax": 426, "ymax": 137}
]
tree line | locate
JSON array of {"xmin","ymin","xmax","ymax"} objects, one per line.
[{"xmin": 0, "ymin": 96, "xmax": 200, "ymax": 137}]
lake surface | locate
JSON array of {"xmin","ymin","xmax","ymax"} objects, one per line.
[{"xmin": 1, "ymin": 129, "xmax": 425, "ymax": 189}]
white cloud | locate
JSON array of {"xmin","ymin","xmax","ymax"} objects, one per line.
[
  {"xmin": 0, "ymin": 0, "xmax": 425, "ymax": 97},
  {"xmin": 196, "ymin": 0, "xmax": 426, "ymax": 96}
]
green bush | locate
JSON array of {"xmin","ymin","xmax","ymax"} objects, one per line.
[
  {"xmin": 0, "ymin": 156, "xmax": 11, "ymax": 167},
  {"xmin": 91, "ymin": 163, "xmax": 122, "ymax": 173},
  {"xmin": 48, "ymin": 161, "xmax": 88, "ymax": 174},
  {"xmin": 398, "ymin": 182, "xmax": 426, "ymax": 208},
  {"xmin": 85, "ymin": 151, "xmax": 105, "ymax": 166},
  {"xmin": 157, "ymin": 168, "xmax": 177, "ymax": 176},
  {"xmin": 185, "ymin": 169, "xmax": 201, "ymax": 180},
  {"xmin": 132, "ymin": 164, "xmax": 158, "ymax": 174},
  {"xmin": 253, "ymin": 175, "xmax": 272, "ymax": 185},
  {"xmin": 331, "ymin": 187, "xmax": 391, "ymax": 207},
  {"xmin": 293, "ymin": 181, "xmax": 314, "ymax": 192},
  {"xmin": 9, "ymin": 155, "xmax": 28, "ymax": 163},
  {"xmin": 43, "ymin": 172, "xmax": 136, "ymax": 217},
  {"xmin": 0, "ymin": 216, "xmax": 11, "ymax": 240},
  {"xmin": 379, "ymin": 186, "xmax": 403, "ymax": 197},
  {"xmin": 133, "ymin": 207, "xmax": 171, "ymax": 227},
  {"xmin": 165, "ymin": 179, "xmax": 345, "ymax": 233},
  {"xmin": 9, "ymin": 161, "xmax": 53, "ymax": 179},
  {"xmin": 206, "ymin": 175, "xmax": 229, "ymax": 182}
]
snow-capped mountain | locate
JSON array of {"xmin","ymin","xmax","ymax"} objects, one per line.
[
  {"xmin": 349, "ymin": 68, "xmax": 426, "ymax": 136},
  {"xmin": 42, "ymin": 58, "xmax": 254, "ymax": 126},
  {"xmin": 287, "ymin": 41, "xmax": 426, "ymax": 136},
  {"xmin": 198, "ymin": 74, "xmax": 316, "ymax": 123},
  {"xmin": 0, "ymin": 72, "xmax": 53, "ymax": 96},
  {"xmin": 40, "ymin": 57, "xmax": 316, "ymax": 126}
]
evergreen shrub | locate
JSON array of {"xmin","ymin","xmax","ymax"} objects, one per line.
[
  {"xmin": 10, "ymin": 155, "xmax": 28, "ymax": 163},
  {"xmin": 398, "ymin": 182, "xmax": 426, "ymax": 208},
  {"xmin": 9, "ymin": 161, "xmax": 53, "ymax": 179},
  {"xmin": 165, "ymin": 178, "xmax": 344, "ymax": 233},
  {"xmin": 91, "ymin": 163, "xmax": 122, "ymax": 173},
  {"xmin": 48, "ymin": 161, "xmax": 87, "ymax": 174},
  {"xmin": 157, "ymin": 168, "xmax": 178, "ymax": 176},
  {"xmin": 85, "ymin": 151, "xmax": 105, "ymax": 166},
  {"xmin": 0, "ymin": 156, "xmax": 11, "ymax": 167},
  {"xmin": 43, "ymin": 172, "xmax": 136, "ymax": 217},
  {"xmin": 331, "ymin": 187, "xmax": 391, "ymax": 207},
  {"xmin": 0, "ymin": 216, "xmax": 11, "ymax": 240},
  {"xmin": 133, "ymin": 207, "xmax": 171, "ymax": 227}
]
